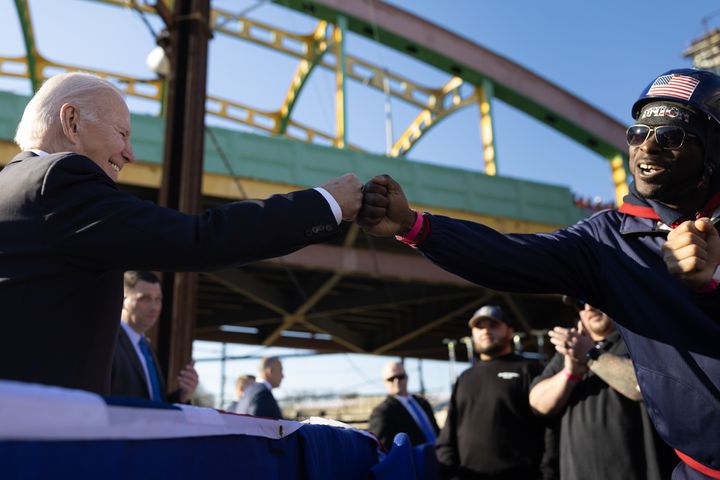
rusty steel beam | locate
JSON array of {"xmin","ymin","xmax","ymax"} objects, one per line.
[
  {"xmin": 372, "ymin": 296, "xmax": 490, "ymax": 355},
  {"xmin": 155, "ymin": 0, "xmax": 211, "ymax": 393}
]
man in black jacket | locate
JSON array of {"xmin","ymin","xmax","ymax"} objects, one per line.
[
  {"xmin": 0, "ymin": 72, "xmax": 362, "ymax": 395},
  {"xmin": 435, "ymin": 305, "xmax": 544, "ymax": 480},
  {"xmin": 111, "ymin": 271, "xmax": 198, "ymax": 403},
  {"xmin": 368, "ymin": 361, "xmax": 439, "ymax": 450}
]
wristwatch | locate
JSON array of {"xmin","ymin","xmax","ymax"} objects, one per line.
[{"xmin": 585, "ymin": 346, "xmax": 604, "ymax": 366}]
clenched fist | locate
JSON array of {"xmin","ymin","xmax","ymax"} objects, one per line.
[
  {"xmin": 662, "ymin": 218, "xmax": 720, "ymax": 290},
  {"xmin": 321, "ymin": 173, "xmax": 362, "ymax": 221},
  {"xmin": 357, "ymin": 174, "xmax": 415, "ymax": 237}
]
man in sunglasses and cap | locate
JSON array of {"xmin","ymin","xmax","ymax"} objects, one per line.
[
  {"xmin": 435, "ymin": 305, "xmax": 544, "ymax": 480},
  {"xmin": 358, "ymin": 68, "xmax": 720, "ymax": 479}
]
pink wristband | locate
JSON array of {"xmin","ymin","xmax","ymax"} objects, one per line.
[
  {"xmin": 395, "ymin": 211, "xmax": 423, "ymax": 245},
  {"xmin": 563, "ymin": 369, "xmax": 582, "ymax": 382}
]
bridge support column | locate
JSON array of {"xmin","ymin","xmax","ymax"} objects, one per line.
[
  {"xmin": 334, "ymin": 15, "xmax": 348, "ymax": 148},
  {"xmin": 156, "ymin": 0, "xmax": 211, "ymax": 394},
  {"xmin": 477, "ymin": 80, "xmax": 497, "ymax": 176},
  {"xmin": 610, "ymin": 153, "xmax": 630, "ymax": 205}
]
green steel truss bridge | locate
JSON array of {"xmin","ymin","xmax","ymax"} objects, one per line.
[{"xmin": 0, "ymin": 0, "xmax": 626, "ymax": 359}]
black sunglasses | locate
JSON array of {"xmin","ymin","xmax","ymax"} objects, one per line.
[
  {"xmin": 626, "ymin": 124, "xmax": 695, "ymax": 150},
  {"xmin": 385, "ymin": 374, "xmax": 407, "ymax": 382}
]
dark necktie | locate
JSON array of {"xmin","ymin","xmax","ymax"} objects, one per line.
[
  {"xmin": 406, "ymin": 396, "xmax": 436, "ymax": 443},
  {"xmin": 138, "ymin": 337, "xmax": 163, "ymax": 402}
]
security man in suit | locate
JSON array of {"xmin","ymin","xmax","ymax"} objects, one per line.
[
  {"xmin": 110, "ymin": 271, "xmax": 198, "ymax": 403},
  {"xmin": 368, "ymin": 361, "xmax": 439, "ymax": 450},
  {"xmin": 235, "ymin": 356, "xmax": 284, "ymax": 419}
]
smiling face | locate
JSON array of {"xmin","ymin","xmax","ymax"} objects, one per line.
[
  {"xmin": 629, "ymin": 102, "xmax": 708, "ymax": 212},
  {"xmin": 68, "ymin": 90, "xmax": 135, "ymax": 181},
  {"xmin": 630, "ymin": 129, "xmax": 705, "ymax": 209}
]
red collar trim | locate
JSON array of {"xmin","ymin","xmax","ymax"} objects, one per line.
[
  {"xmin": 675, "ymin": 450, "xmax": 720, "ymax": 479},
  {"xmin": 698, "ymin": 192, "xmax": 720, "ymax": 219},
  {"xmin": 617, "ymin": 203, "xmax": 660, "ymax": 220},
  {"xmin": 619, "ymin": 192, "xmax": 720, "ymax": 222}
]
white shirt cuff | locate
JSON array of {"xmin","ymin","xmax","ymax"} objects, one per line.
[{"xmin": 314, "ymin": 187, "xmax": 343, "ymax": 225}]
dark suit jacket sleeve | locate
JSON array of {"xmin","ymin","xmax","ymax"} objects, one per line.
[
  {"xmin": 111, "ymin": 328, "xmax": 181, "ymax": 403},
  {"xmin": 369, "ymin": 396, "xmax": 434, "ymax": 450},
  {"xmin": 368, "ymin": 399, "xmax": 395, "ymax": 450},
  {"xmin": 247, "ymin": 387, "xmax": 282, "ymax": 419},
  {"xmin": 435, "ymin": 381, "xmax": 461, "ymax": 477},
  {"xmin": 110, "ymin": 329, "xmax": 154, "ymax": 400},
  {"xmin": 41, "ymin": 154, "xmax": 339, "ymax": 271}
]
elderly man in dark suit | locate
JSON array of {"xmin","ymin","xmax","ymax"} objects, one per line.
[
  {"xmin": 368, "ymin": 361, "xmax": 439, "ymax": 450},
  {"xmin": 235, "ymin": 356, "xmax": 284, "ymax": 419},
  {"xmin": 0, "ymin": 72, "xmax": 363, "ymax": 395},
  {"xmin": 111, "ymin": 271, "xmax": 198, "ymax": 403}
]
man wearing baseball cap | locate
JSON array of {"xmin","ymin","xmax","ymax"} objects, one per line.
[
  {"xmin": 435, "ymin": 305, "xmax": 545, "ymax": 480},
  {"xmin": 360, "ymin": 68, "xmax": 720, "ymax": 478}
]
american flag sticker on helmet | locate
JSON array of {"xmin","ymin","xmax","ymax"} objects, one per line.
[{"xmin": 647, "ymin": 74, "xmax": 700, "ymax": 101}]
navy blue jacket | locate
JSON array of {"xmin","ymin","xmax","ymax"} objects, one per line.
[{"xmin": 419, "ymin": 211, "xmax": 720, "ymax": 470}]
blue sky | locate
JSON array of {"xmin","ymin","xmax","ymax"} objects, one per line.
[{"xmin": 1, "ymin": 0, "xmax": 718, "ymax": 405}]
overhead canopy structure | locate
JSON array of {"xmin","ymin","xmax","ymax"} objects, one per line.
[{"xmin": 0, "ymin": 0, "xmax": 623, "ymax": 360}]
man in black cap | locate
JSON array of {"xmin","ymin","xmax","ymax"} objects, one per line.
[{"xmin": 435, "ymin": 305, "xmax": 544, "ymax": 480}]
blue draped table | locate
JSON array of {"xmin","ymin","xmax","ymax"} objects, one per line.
[{"xmin": 0, "ymin": 380, "xmax": 429, "ymax": 479}]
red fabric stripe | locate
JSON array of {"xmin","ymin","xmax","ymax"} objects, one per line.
[
  {"xmin": 618, "ymin": 202, "xmax": 660, "ymax": 220},
  {"xmin": 698, "ymin": 192, "xmax": 720, "ymax": 219},
  {"xmin": 619, "ymin": 192, "xmax": 720, "ymax": 223},
  {"xmin": 675, "ymin": 450, "xmax": 720, "ymax": 479}
]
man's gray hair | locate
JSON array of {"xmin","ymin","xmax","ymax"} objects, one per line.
[{"xmin": 14, "ymin": 72, "xmax": 123, "ymax": 150}]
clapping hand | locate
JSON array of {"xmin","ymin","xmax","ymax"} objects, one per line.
[{"xmin": 548, "ymin": 321, "xmax": 594, "ymax": 376}]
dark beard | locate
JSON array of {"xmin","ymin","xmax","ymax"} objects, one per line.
[
  {"xmin": 589, "ymin": 320, "xmax": 613, "ymax": 338},
  {"xmin": 643, "ymin": 181, "xmax": 703, "ymax": 208},
  {"xmin": 478, "ymin": 342, "xmax": 507, "ymax": 356}
]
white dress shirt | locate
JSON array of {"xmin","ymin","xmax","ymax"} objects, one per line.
[{"xmin": 313, "ymin": 187, "xmax": 342, "ymax": 224}]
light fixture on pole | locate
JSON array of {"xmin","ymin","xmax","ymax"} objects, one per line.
[{"xmin": 146, "ymin": 29, "xmax": 171, "ymax": 77}]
